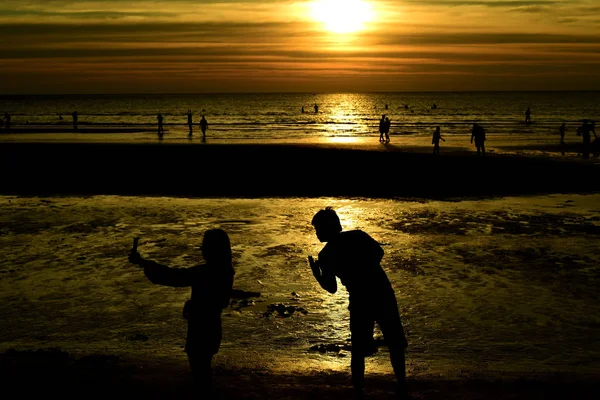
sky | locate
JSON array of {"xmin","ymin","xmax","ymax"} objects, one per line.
[{"xmin": 1, "ymin": 0, "xmax": 599, "ymax": 94}]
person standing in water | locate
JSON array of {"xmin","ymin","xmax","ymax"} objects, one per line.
[
  {"xmin": 307, "ymin": 207, "xmax": 409, "ymax": 399},
  {"xmin": 432, "ymin": 126, "xmax": 444, "ymax": 155},
  {"xmin": 157, "ymin": 113, "xmax": 164, "ymax": 138},
  {"xmin": 559, "ymin": 122, "xmax": 566, "ymax": 145},
  {"xmin": 471, "ymin": 123, "xmax": 486, "ymax": 156},
  {"xmin": 200, "ymin": 115, "xmax": 208, "ymax": 139},
  {"xmin": 525, "ymin": 107, "xmax": 531, "ymax": 124},
  {"xmin": 187, "ymin": 110, "xmax": 193, "ymax": 136},
  {"xmin": 72, "ymin": 111, "xmax": 78, "ymax": 130},
  {"xmin": 128, "ymin": 229, "xmax": 235, "ymax": 395}
]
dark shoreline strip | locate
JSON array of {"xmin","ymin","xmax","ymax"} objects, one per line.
[{"xmin": 1, "ymin": 142, "xmax": 598, "ymax": 199}]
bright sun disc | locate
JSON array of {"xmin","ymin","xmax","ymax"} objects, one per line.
[{"xmin": 310, "ymin": 0, "xmax": 374, "ymax": 34}]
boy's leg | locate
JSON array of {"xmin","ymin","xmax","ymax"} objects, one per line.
[
  {"xmin": 349, "ymin": 308, "xmax": 374, "ymax": 394},
  {"xmin": 377, "ymin": 298, "xmax": 409, "ymax": 394},
  {"xmin": 188, "ymin": 352, "xmax": 214, "ymax": 393}
]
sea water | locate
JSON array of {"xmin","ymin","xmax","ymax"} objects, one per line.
[{"xmin": 1, "ymin": 91, "xmax": 599, "ymax": 140}]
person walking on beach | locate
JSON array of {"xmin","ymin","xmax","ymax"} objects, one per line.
[
  {"xmin": 187, "ymin": 110, "xmax": 193, "ymax": 136},
  {"xmin": 471, "ymin": 123, "xmax": 486, "ymax": 156},
  {"xmin": 384, "ymin": 117, "xmax": 391, "ymax": 143},
  {"xmin": 379, "ymin": 114, "xmax": 386, "ymax": 142},
  {"xmin": 525, "ymin": 107, "xmax": 531, "ymax": 125},
  {"xmin": 200, "ymin": 115, "xmax": 208, "ymax": 139},
  {"xmin": 157, "ymin": 113, "xmax": 164, "ymax": 138},
  {"xmin": 432, "ymin": 126, "xmax": 444, "ymax": 155},
  {"xmin": 2, "ymin": 112, "xmax": 10, "ymax": 132},
  {"xmin": 307, "ymin": 207, "xmax": 409, "ymax": 399},
  {"xmin": 128, "ymin": 229, "xmax": 235, "ymax": 395},
  {"xmin": 580, "ymin": 119, "xmax": 597, "ymax": 159},
  {"xmin": 72, "ymin": 111, "xmax": 78, "ymax": 130},
  {"xmin": 559, "ymin": 122, "xmax": 566, "ymax": 145}
]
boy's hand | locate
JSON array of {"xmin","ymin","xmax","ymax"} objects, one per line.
[{"xmin": 128, "ymin": 251, "xmax": 143, "ymax": 266}]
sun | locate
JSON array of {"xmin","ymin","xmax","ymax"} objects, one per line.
[{"xmin": 310, "ymin": 0, "xmax": 374, "ymax": 34}]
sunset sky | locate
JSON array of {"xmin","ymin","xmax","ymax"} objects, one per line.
[{"xmin": 1, "ymin": 0, "xmax": 599, "ymax": 93}]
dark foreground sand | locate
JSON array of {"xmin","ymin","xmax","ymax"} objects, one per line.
[
  {"xmin": 1, "ymin": 141, "xmax": 599, "ymax": 198},
  {"xmin": 1, "ymin": 348, "xmax": 599, "ymax": 400}
]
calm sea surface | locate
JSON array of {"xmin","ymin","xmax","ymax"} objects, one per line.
[{"xmin": 1, "ymin": 92, "xmax": 599, "ymax": 139}]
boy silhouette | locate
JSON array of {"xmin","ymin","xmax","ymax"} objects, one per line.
[{"xmin": 308, "ymin": 207, "xmax": 409, "ymax": 398}]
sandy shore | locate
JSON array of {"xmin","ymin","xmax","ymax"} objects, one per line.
[
  {"xmin": 1, "ymin": 140, "xmax": 599, "ymax": 199},
  {"xmin": 2, "ymin": 348, "xmax": 598, "ymax": 399}
]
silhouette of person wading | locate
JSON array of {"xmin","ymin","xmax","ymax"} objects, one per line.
[
  {"xmin": 308, "ymin": 207, "xmax": 409, "ymax": 398},
  {"xmin": 200, "ymin": 115, "xmax": 208, "ymax": 139},
  {"xmin": 128, "ymin": 229, "xmax": 235, "ymax": 395},
  {"xmin": 471, "ymin": 123, "xmax": 486, "ymax": 156}
]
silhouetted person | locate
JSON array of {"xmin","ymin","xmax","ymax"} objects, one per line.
[
  {"xmin": 308, "ymin": 207, "xmax": 408, "ymax": 398},
  {"xmin": 559, "ymin": 122, "xmax": 566, "ymax": 145},
  {"xmin": 3, "ymin": 112, "xmax": 10, "ymax": 131},
  {"xmin": 431, "ymin": 103, "xmax": 437, "ymax": 110},
  {"xmin": 384, "ymin": 117, "xmax": 391, "ymax": 143},
  {"xmin": 187, "ymin": 110, "xmax": 193, "ymax": 136},
  {"xmin": 404, "ymin": 104, "xmax": 409, "ymax": 110},
  {"xmin": 314, "ymin": 104, "xmax": 319, "ymax": 113},
  {"xmin": 157, "ymin": 113, "xmax": 164, "ymax": 138},
  {"xmin": 128, "ymin": 229, "xmax": 235, "ymax": 395},
  {"xmin": 580, "ymin": 120, "xmax": 597, "ymax": 159},
  {"xmin": 72, "ymin": 111, "xmax": 78, "ymax": 130},
  {"xmin": 432, "ymin": 126, "xmax": 444, "ymax": 155},
  {"xmin": 200, "ymin": 115, "xmax": 208, "ymax": 139},
  {"xmin": 379, "ymin": 114, "xmax": 386, "ymax": 142},
  {"xmin": 471, "ymin": 123, "xmax": 486, "ymax": 156},
  {"xmin": 302, "ymin": 106, "xmax": 305, "ymax": 113},
  {"xmin": 525, "ymin": 107, "xmax": 531, "ymax": 124},
  {"xmin": 385, "ymin": 104, "xmax": 388, "ymax": 110}
]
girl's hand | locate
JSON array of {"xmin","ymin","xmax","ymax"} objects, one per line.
[{"xmin": 128, "ymin": 251, "xmax": 143, "ymax": 265}]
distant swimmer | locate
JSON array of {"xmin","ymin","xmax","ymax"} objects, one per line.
[
  {"xmin": 431, "ymin": 103, "xmax": 437, "ymax": 110},
  {"xmin": 525, "ymin": 107, "xmax": 531, "ymax": 124},
  {"xmin": 404, "ymin": 105, "xmax": 409, "ymax": 110},
  {"xmin": 314, "ymin": 104, "xmax": 319, "ymax": 113}
]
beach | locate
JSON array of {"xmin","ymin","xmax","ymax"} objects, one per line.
[{"xmin": 1, "ymin": 134, "xmax": 600, "ymax": 399}]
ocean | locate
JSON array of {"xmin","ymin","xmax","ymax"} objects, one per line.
[{"xmin": 1, "ymin": 91, "xmax": 599, "ymax": 140}]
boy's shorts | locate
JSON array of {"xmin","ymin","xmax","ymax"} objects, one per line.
[{"xmin": 349, "ymin": 295, "xmax": 408, "ymax": 357}]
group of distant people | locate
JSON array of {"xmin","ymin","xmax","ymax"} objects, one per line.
[{"xmin": 156, "ymin": 111, "xmax": 208, "ymax": 140}]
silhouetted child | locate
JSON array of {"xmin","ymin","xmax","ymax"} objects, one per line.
[
  {"xmin": 308, "ymin": 207, "xmax": 408, "ymax": 398},
  {"xmin": 432, "ymin": 126, "xmax": 444, "ymax": 155},
  {"xmin": 471, "ymin": 123, "xmax": 486, "ymax": 156},
  {"xmin": 314, "ymin": 104, "xmax": 319, "ymax": 113},
  {"xmin": 559, "ymin": 122, "xmax": 566, "ymax": 145},
  {"xmin": 128, "ymin": 229, "xmax": 235, "ymax": 394},
  {"xmin": 200, "ymin": 115, "xmax": 208, "ymax": 138}
]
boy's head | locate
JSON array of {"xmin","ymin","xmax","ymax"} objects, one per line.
[{"xmin": 311, "ymin": 207, "xmax": 342, "ymax": 242}]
